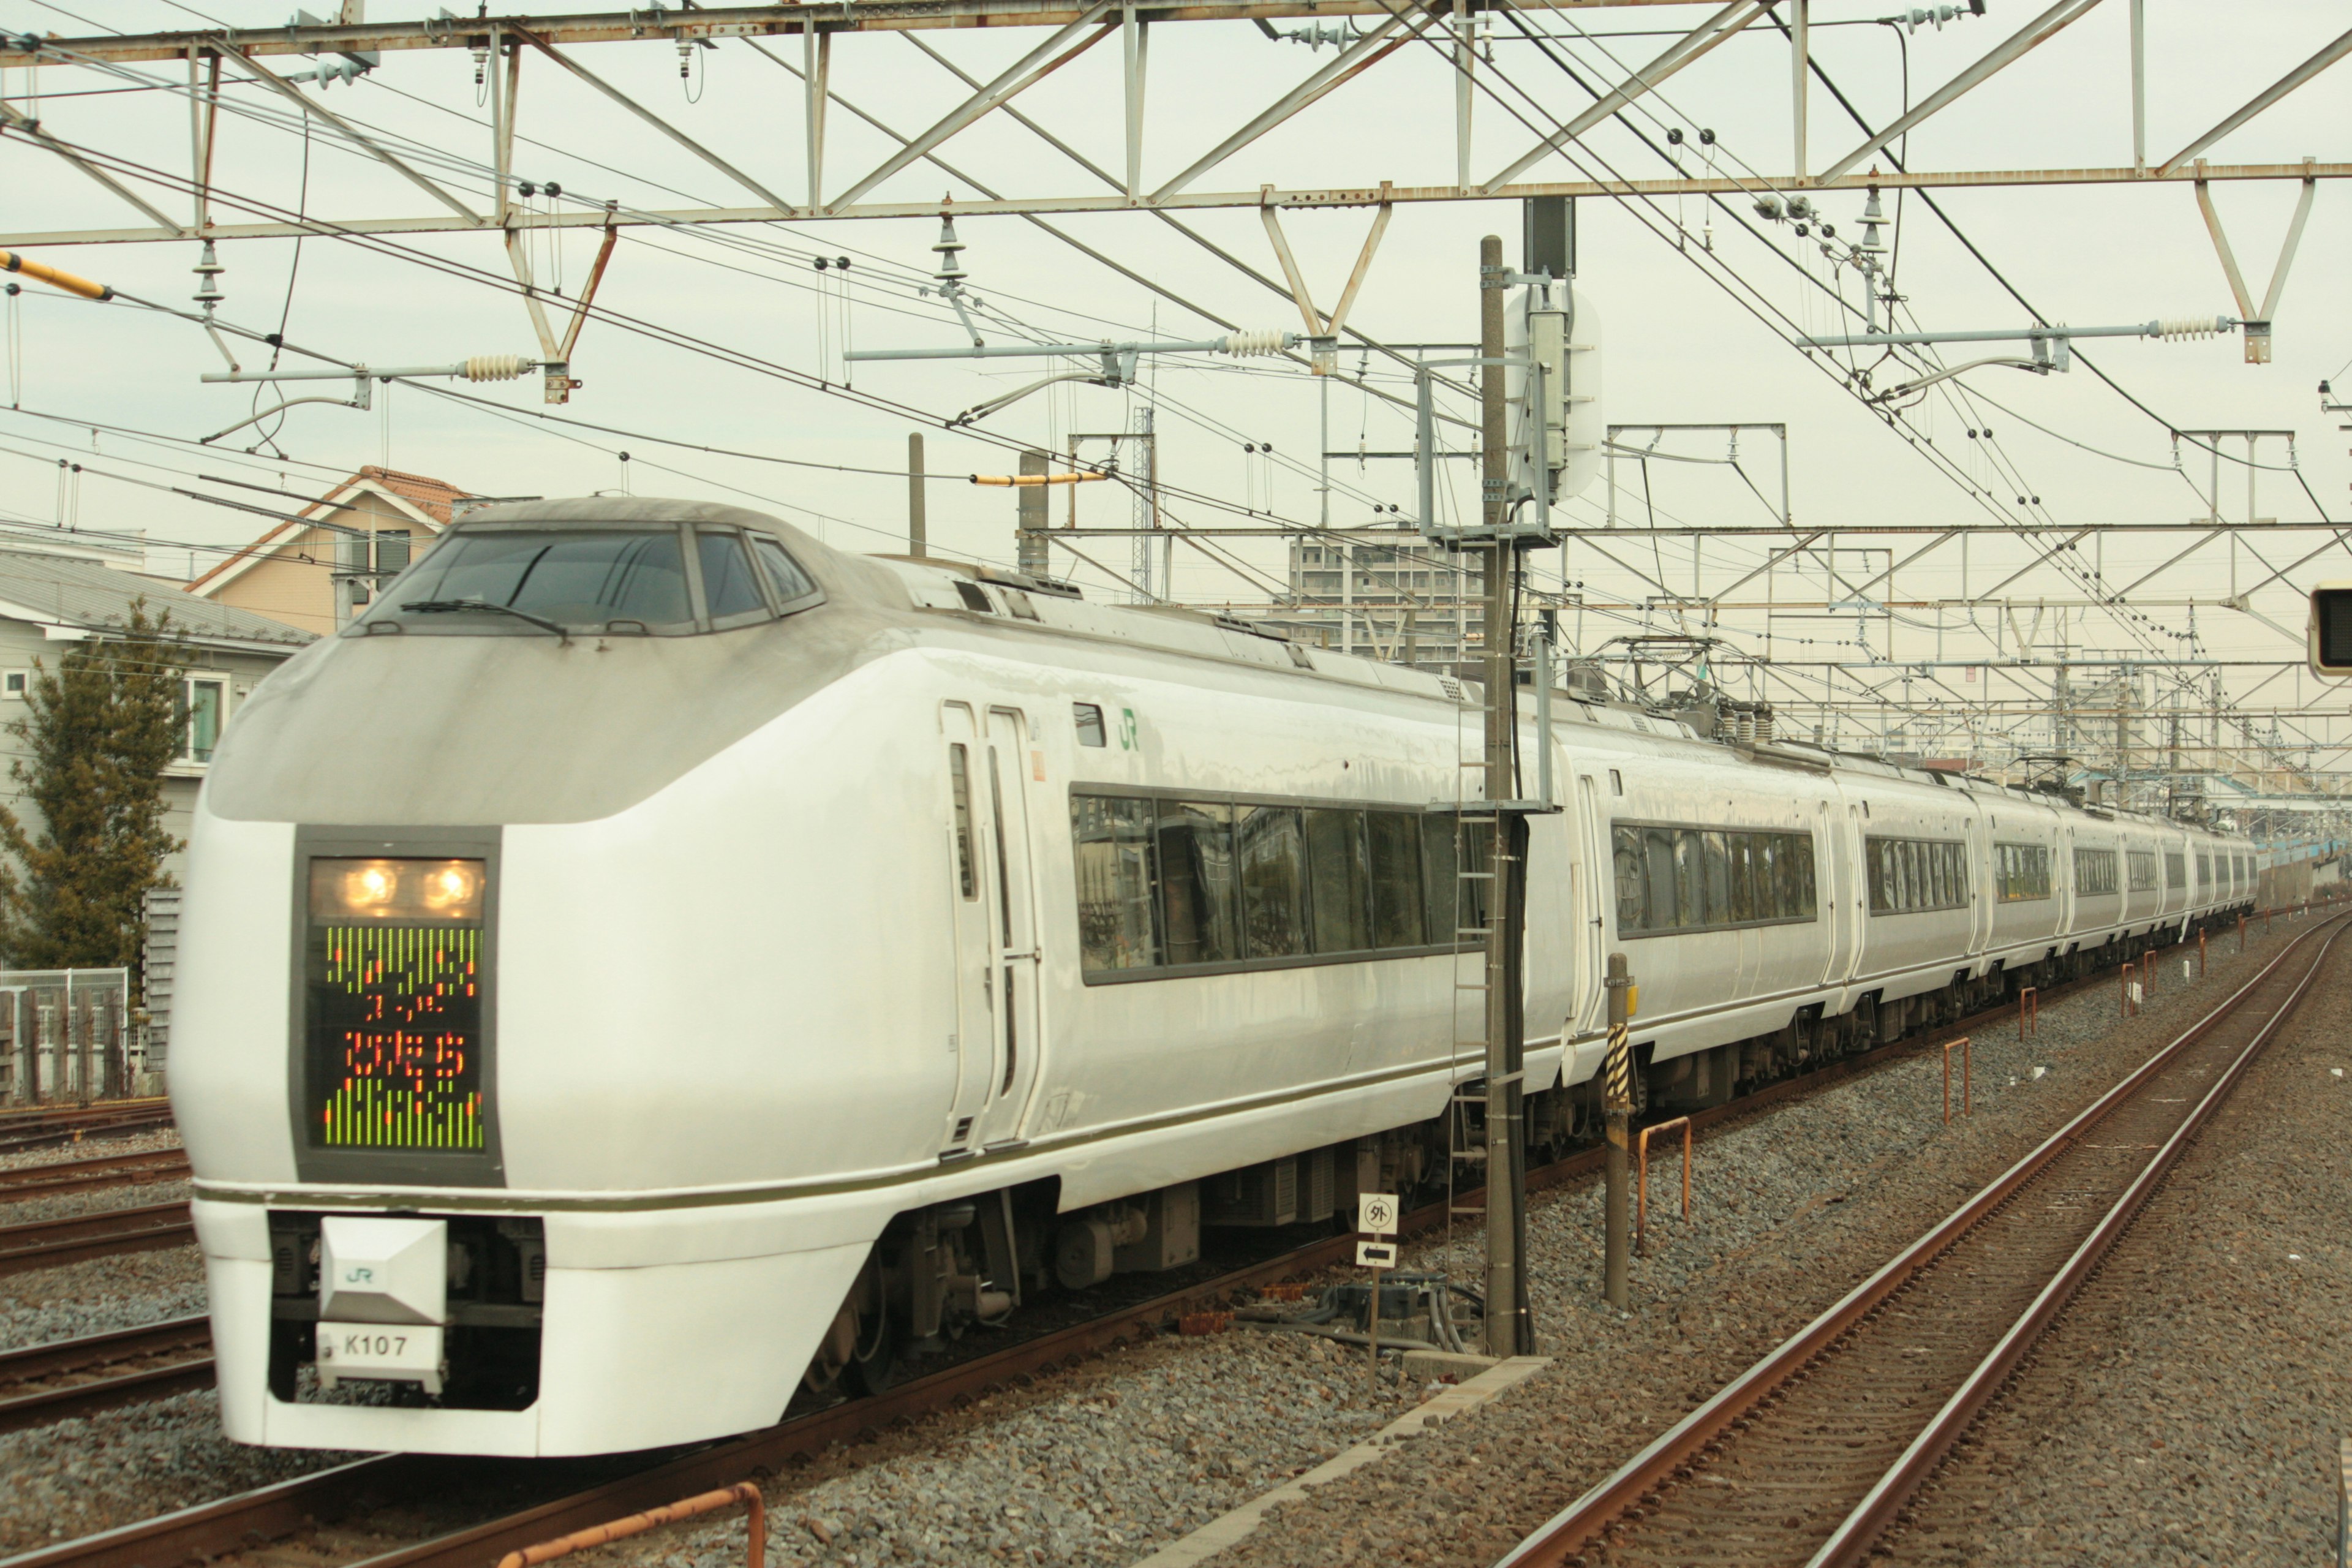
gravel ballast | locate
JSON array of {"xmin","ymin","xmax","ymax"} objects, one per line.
[
  {"xmin": 567, "ymin": 919, "xmax": 2313, "ymax": 1568},
  {"xmin": 0, "ymin": 1125, "xmax": 182, "ymax": 1174},
  {"xmin": 1, "ymin": 1123, "xmax": 200, "ymax": 1351},
  {"xmin": 1883, "ymin": 926, "xmax": 2352, "ymax": 1566},
  {"xmin": 0, "ymin": 919, "xmax": 2319, "ymax": 1567},
  {"xmin": 1215, "ymin": 918, "xmax": 2331, "ymax": 1568}
]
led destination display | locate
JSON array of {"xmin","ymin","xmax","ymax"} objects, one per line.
[{"xmin": 306, "ymin": 858, "xmax": 487, "ymax": 1152}]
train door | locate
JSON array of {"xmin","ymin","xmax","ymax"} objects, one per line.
[
  {"xmin": 1577, "ymin": 773, "xmax": 1607, "ymax": 1034},
  {"xmin": 1824, "ymin": 799, "xmax": 1860, "ymax": 987},
  {"xmin": 971, "ymin": 706, "xmax": 1044, "ymax": 1148},
  {"xmin": 2059, "ymin": 825, "xmax": 2075, "ymax": 938},
  {"xmin": 938, "ymin": 704, "xmax": 995, "ymax": 1156},
  {"xmin": 1966, "ymin": 813, "xmax": 1991, "ymax": 956}
]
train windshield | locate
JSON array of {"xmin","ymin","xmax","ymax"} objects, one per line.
[{"xmin": 369, "ymin": 528, "xmax": 693, "ymax": 633}]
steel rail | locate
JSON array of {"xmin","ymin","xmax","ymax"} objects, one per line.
[
  {"xmin": 0, "ymin": 1149, "xmax": 191, "ymax": 1203},
  {"xmin": 0, "ymin": 1202, "xmax": 195, "ymax": 1276},
  {"xmin": 0, "ymin": 1109, "xmax": 176, "ymax": 1156},
  {"xmin": 0, "ymin": 1098, "xmax": 170, "ymax": 1122},
  {"xmin": 0, "ymin": 1316, "xmax": 214, "ymax": 1435},
  {"xmin": 1494, "ymin": 910, "xmax": 2348, "ymax": 1568},
  {"xmin": 1809, "ymin": 915, "xmax": 2349, "ymax": 1566},
  {"xmin": 0, "ymin": 915, "xmax": 2260, "ymax": 1568}
]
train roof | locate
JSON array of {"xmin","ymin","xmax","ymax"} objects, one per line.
[{"xmin": 203, "ymin": 498, "xmax": 2248, "ymax": 842}]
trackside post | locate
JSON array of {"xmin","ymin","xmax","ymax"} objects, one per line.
[
  {"xmin": 1634, "ymin": 1115, "xmax": 1691, "ymax": 1256},
  {"xmin": 1603, "ymin": 954, "xmax": 1634, "ymax": 1311}
]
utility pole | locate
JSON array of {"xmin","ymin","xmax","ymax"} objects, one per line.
[
  {"xmin": 1016, "ymin": 448, "xmax": 1049, "ymax": 576},
  {"xmin": 908, "ymin": 432, "xmax": 927, "ymax": 557},
  {"xmin": 1604, "ymin": 952, "xmax": 1633, "ymax": 1311},
  {"xmin": 1478, "ymin": 232, "xmax": 1530, "ymax": 1359}
]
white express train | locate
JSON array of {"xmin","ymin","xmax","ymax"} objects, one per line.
[{"xmin": 172, "ymin": 499, "xmax": 2256, "ymax": 1457}]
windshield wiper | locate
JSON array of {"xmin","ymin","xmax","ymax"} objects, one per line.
[{"xmin": 402, "ymin": 599, "xmax": 571, "ymax": 641}]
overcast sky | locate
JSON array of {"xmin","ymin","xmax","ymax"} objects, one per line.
[{"xmin": 3, "ymin": 0, "xmax": 2347, "ymax": 748}]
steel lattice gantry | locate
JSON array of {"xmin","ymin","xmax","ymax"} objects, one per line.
[{"xmin": 2, "ymin": 1, "xmax": 2348, "ymax": 245}]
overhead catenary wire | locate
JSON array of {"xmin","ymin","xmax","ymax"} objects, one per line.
[
  {"xmin": 13, "ymin": 20, "xmax": 2333, "ymax": 691},
  {"xmin": 4, "ymin": 70, "xmax": 1453, "ymax": 564}
]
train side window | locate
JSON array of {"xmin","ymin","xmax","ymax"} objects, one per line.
[
  {"xmin": 1675, "ymin": 829, "xmax": 1708, "ymax": 927},
  {"xmin": 948, "ymin": 745, "xmax": 978, "ymax": 900},
  {"xmin": 1785, "ymin": 834, "xmax": 1817, "ymax": 918},
  {"xmin": 1611, "ymin": 826, "xmax": 1645, "ymax": 931},
  {"xmin": 1701, "ymin": 832, "xmax": 1732, "ymax": 926},
  {"xmin": 1306, "ymin": 809, "xmax": 1371, "ymax": 954},
  {"xmin": 1156, "ymin": 801, "xmax": 1238, "ymax": 965},
  {"xmin": 1237, "ymin": 805, "xmax": 1308, "ymax": 959},
  {"xmin": 1072, "ymin": 703, "xmax": 1107, "ymax": 747},
  {"xmin": 1727, "ymin": 834, "xmax": 1757, "ymax": 922},
  {"xmin": 1644, "ymin": 828, "xmax": 1681, "ymax": 929},
  {"xmin": 1367, "ymin": 812, "xmax": 1426, "ymax": 948},
  {"xmin": 1755, "ymin": 834, "xmax": 1781, "ymax": 919},
  {"xmin": 1071, "ymin": 795, "xmax": 1159, "ymax": 971},
  {"xmin": 1425, "ymin": 815, "xmax": 1462, "ymax": 943}
]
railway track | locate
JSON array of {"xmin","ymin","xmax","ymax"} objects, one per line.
[
  {"xmin": 0, "ymin": 1148, "xmax": 190, "ymax": 1204},
  {"xmin": 0, "ymin": 1316, "xmax": 213, "ymax": 1434},
  {"xmin": 0, "ymin": 916, "xmax": 2281, "ymax": 1568},
  {"xmin": 1496, "ymin": 910, "xmax": 2350, "ymax": 1568},
  {"xmin": 0, "ymin": 1102, "xmax": 175, "ymax": 1157},
  {"xmin": 0, "ymin": 1203, "xmax": 195, "ymax": 1278}
]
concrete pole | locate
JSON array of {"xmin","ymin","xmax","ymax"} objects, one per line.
[
  {"xmin": 1016, "ymin": 448, "xmax": 1049, "ymax": 576},
  {"xmin": 908, "ymin": 433, "xmax": 927, "ymax": 557},
  {"xmin": 1604, "ymin": 952, "xmax": 1634, "ymax": 1311},
  {"xmin": 1477, "ymin": 233, "xmax": 1527, "ymax": 1358}
]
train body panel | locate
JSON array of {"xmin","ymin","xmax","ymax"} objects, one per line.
[{"xmin": 172, "ymin": 498, "xmax": 2256, "ymax": 1456}]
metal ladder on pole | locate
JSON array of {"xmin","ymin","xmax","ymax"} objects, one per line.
[{"xmin": 1442, "ymin": 684, "xmax": 1502, "ymax": 1250}]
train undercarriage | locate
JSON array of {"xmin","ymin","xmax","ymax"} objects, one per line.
[{"xmin": 812, "ymin": 911, "xmax": 2252, "ymax": 1399}]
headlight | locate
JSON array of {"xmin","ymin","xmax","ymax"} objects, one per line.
[
  {"xmin": 309, "ymin": 858, "xmax": 484, "ymax": 922},
  {"xmin": 419, "ymin": 861, "xmax": 480, "ymax": 916}
]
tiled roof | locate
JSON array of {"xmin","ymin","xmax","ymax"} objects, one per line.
[
  {"xmin": 0, "ymin": 549, "xmax": 315, "ymax": 647},
  {"xmin": 187, "ymin": 465, "xmax": 464, "ymax": 595},
  {"xmin": 356, "ymin": 465, "xmax": 467, "ymax": 527}
]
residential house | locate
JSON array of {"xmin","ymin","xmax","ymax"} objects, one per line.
[
  {"xmin": 0, "ymin": 538, "xmax": 314, "ymax": 888},
  {"xmin": 186, "ymin": 465, "xmax": 469, "ymax": 635}
]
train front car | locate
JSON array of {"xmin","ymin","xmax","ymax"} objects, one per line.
[{"xmin": 170, "ymin": 500, "xmax": 947, "ymax": 1457}]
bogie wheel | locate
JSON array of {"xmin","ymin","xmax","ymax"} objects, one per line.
[
  {"xmin": 805, "ymin": 1256, "xmax": 900, "ymax": 1397},
  {"xmin": 802, "ymin": 1297, "xmax": 858, "ymax": 1396},
  {"xmin": 1853, "ymin": 995, "xmax": 1880, "ymax": 1052},
  {"xmin": 844, "ymin": 1303, "xmax": 901, "ymax": 1396}
]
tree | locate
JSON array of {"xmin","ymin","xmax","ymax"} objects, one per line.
[{"xmin": 0, "ymin": 605, "xmax": 193, "ymax": 970}]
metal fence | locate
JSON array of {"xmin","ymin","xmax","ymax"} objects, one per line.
[{"xmin": 0, "ymin": 969, "xmax": 141, "ymax": 1104}]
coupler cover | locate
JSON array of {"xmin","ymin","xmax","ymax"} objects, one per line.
[{"xmin": 317, "ymin": 1215, "xmax": 449, "ymax": 1394}]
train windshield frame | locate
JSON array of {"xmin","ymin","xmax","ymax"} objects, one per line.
[{"xmin": 353, "ymin": 521, "xmax": 822, "ymax": 638}]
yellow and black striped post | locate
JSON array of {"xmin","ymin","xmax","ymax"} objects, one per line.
[{"xmin": 1603, "ymin": 953, "xmax": 1635, "ymax": 1311}]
